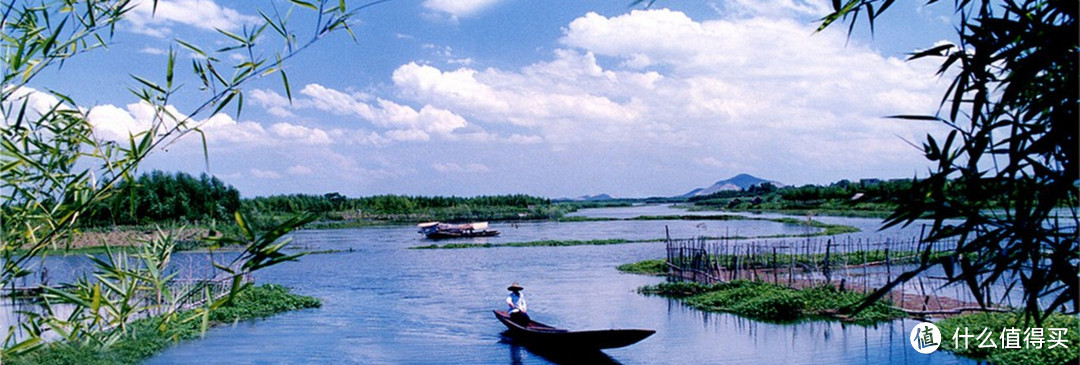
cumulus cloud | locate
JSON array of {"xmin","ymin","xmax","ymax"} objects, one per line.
[
  {"xmin": 1, "ymin": 87, "xmax": 70, "ymax": 127},
  {"xmin": 422, "ymin": 0, "xmax": 503, "ymax": 19},
  {"xmin": 389, "ymin": 9, "xmax": 945, "ymax": 176},
  {"xmin": 250, "ymin": 83, "xmax": 515, "ymax": 143},
  {"xmin": 86, "ymin": 101, "xmax": 335, "ymax": 147},
  {"xmin": 126, "ymin": 0, "xmax": 260, "ymax": 37}
]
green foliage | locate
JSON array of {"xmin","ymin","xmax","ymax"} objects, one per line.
[
  {"xmin": 641, "ymin": 280, "xmax": 904, "ymax": 324},
  {"xmin": 616, "ymin": 259, "xmax": 667, "ymax": 275},
  {"xmin": 935, "ymin": 312, "xmax": 1079, "ymax": 365},
  {"xmin": 5, "ymin": 284, "xmax": 320, "ymax": 365},
  {"xmin": 820, "ymin": 0, "xmax": 1078, "ymax": 324}
]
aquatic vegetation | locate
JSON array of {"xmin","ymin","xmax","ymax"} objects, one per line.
[{"xmin": 616, "ymin": 259, "xmax": 667, "ymax": 275}]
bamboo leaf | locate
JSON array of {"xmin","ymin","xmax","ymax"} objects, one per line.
[
  {"xmin": 281, "ymin": 70, "xmax": 293, "ymax": 103},
  {"xmin": 166, "ymin": 48, "xmax": 175, "ymax": 89},
  {"xmin": 130, "ymin": 75, "xmax": 165, "ymax": 93},
  {"xmin": 174, "ymin": 39, "xmax": 207, "ymax": 58},
  {"xmin": 212, "ymin": 90, "xmax": 236, "ymax": 116},
  {"xmin": 289, "ymin": 0, "xmax": 319, "ymax": 11},
  {"xmin": 215, "ymin": 28, "xmax": 248, "ymax": 44}
]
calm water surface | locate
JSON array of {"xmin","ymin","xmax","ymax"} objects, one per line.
[{"xmin": 139, "ymin": 206, "xmax": 975, "ymax": 364}]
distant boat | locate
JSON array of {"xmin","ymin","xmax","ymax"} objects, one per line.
[
  {"xmin": 417, "ymin": 222, "xmax": 500, "ymax": 239},
  {"xmin": 493, "ymin": 310, "xmax": 655, "ymax": 350}
]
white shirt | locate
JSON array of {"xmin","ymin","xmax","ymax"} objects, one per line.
[{"xmin": 506, "ymin": 292, "xmax": 527, "ymax": 313}]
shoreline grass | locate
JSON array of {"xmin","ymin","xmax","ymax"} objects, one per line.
[{"xmin": 6, "ymin": 284, "xmax": 321, "ymax": 365}]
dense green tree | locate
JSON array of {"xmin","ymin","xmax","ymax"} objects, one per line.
[{"xmin": 82, "ymin": 171, "xmax": 241, "ymax": 226}]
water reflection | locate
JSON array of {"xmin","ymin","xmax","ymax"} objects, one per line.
[
  {"xmin": 661, "ymin": 298, "xmax": 974, "ymax": 365},
  {"xmin": 502, "ymin": 337, "xmax": 620, "ymax": 365}
]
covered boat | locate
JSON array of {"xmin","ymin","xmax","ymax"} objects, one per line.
[
  {"xmin": 493, "ymin": 310, "xmax": 654, "ymax": 350},
  {"xmin": 418, "ymin": 222, "xmax": 500, "ymax": 239}
]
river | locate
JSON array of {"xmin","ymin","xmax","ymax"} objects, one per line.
[
  {"xmin": 142, "ymin": 205, "xmax": 976, "ymax": 364},
  {"xmin": 32, "ymin": 205, "xmax": 983, "ymax": 364}
]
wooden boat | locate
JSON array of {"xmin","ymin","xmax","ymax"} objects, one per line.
[
  {"xmin": 493, "ymin": 310, "xmax": 655, "ymax": 350},
  {"xmin": 418, "ymin": 222, "xmax": 500, "ymax": 239}
]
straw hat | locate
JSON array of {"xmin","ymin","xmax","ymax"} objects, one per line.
[{"xmin": 507, "ymin": 282, "xmax": 524, "ymax": 291}]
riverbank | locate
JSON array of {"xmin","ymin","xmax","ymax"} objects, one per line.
[{"xmin": 5, "ymin": 284, "xmax": 320, "ymax": 365}]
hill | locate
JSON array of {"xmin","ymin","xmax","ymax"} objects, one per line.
[{"xmin": 683, "ymin": 174, "xmax": 782, "ymax": 197}]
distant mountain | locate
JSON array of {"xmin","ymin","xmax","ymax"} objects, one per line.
[
  {"xmin": 683, "ymin": 174, "xmax": 782, "ymax": 197},
  {"xmin": 574, "ymin": 194, "xmax": 615, "ymax": 201}
]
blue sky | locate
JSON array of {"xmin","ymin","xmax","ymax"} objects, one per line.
[{"xmin": 23, "ymin": 0, "xmax": 960, "ymax": 198}]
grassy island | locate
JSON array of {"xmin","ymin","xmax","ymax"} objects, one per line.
[
  {"xmin": 639, "ymin": 280, "xmax": 904, "ymax": 324},
  {"xmin": 6, "ymin": 284, "xmax": 321, "ymax": 365}
]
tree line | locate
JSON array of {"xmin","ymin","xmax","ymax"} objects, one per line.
[
  {"xmin": 75, "ymin": 170, "xmax": 555, "ymax": 227},
  {"xmin": 686, "ymin": 178, "xmax": 915, "ymax": 206},
  {"xmin": 243, "ymin": 193, "xmax": 551, "ymax": 216}
]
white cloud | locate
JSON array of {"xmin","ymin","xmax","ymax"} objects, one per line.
[
  {"xmin": 716, "ymin": 0, "xmax": 831, "ymax": 18},
  {"xmin": 422, "ymin": 0, "xmax": 503, "ymax": 19},
  {"xmin": 86, "ymin": 101, "xmax": 335, "ymax": 148},
  {"xmin": 249, "ymin": 89, "xmax": 296, "ymax": 118},
  {"xmin": 249, "ymin": 168, "xmax": 283, "ymax": 179},
  {"xmin": 2, "ymin": 87, "xmax": 69, "ymax": 127},
  {"xmin": 432, "ymin": 162, "xmax": 491, "ymax": 173},
  {"xmin": 126, "ymin": 0, "xmax": 260, "ymax": 37},
  {"xmin": 139, "ymin": 47, "xmax": 169, "ymax": 55},
  {"xmin": 286, "ymin": 165, "xmax": 314, "ymax": 175},
  {"xmin": 298, "ymin": 84, "xmax": 375, "ymax": 119},
  {"xmin": 269, "ymin": 123, "xmax": 333, "ymax": 145}
]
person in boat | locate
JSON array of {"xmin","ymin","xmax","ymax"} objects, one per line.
[{"xmin": 506, "ymin": 282, "xmax": 529, "ymax": 325}]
